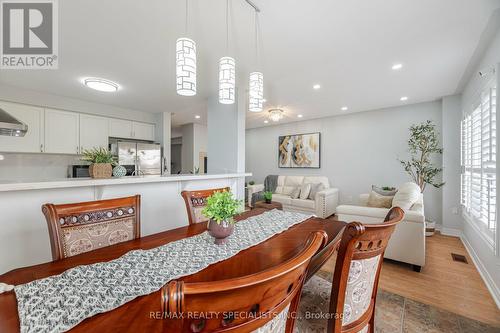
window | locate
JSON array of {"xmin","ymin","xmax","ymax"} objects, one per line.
[{"xmin": 461, "ymin": 80, "xmax": 497, "ymax": 248}]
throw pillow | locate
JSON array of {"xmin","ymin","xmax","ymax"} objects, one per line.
[
  {"xmin": 372, "ymin": 185, "xmax": 397, "ymax": 196},
  {"xmin": 366, "ymin": 191, "xmax": 394, "ymax": 208},
  {"xmin": 299, "ymin": 183, "xmax": 311, "ymax": 200},
  {"xmin": 308, "ymin": 183, "xmax": 325, "ymax": 200},
  {"xmin": 392, "ymin": 182, "xmax": 421, "ymax": 210},
  {"xmin": 290, "ymin": 187, "xmax": 301, "ymax": 199}
]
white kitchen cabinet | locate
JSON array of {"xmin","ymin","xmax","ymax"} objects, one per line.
[
  {"xmin": 132, "ymin": 122, "xmax": 155, "ymax": 141},
  {"xmin": 109, "ymin": 118, "xmax": 133, "ymax": 139},
  {"xmin": 44, "ymin": 108, "xmax": 80, "ymax": 154},
  {"xmin": 109, "ymin": 118, "xmax": 155, "ymax": 141},
  {"xmin": 0, "ymin": 101, "xmax": 44, "ymax": 153},
  {"xmin": 79, "ymin": 114, "xmax": 109, "ymax": 152}
]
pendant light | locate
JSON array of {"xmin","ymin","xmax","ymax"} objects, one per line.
[
  {"xmin": 249, "ymin": 11, "xmax": 263, "ymax": 112},
  {"xmin": 219, "ymin": 0, "xmax": 235, "ymax": 104},
  {"xmin": 176, "ymin": 0, "xmax": 197, "ymax": 96}
]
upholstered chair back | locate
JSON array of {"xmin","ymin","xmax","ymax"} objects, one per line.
[
  {"xmin": 329, "ymin": 207, "xmax": 404, "ymax": 333},
  {"xmin": 161, "ymin": 231, "xmax": 332, "ymax": 333},
  {"xmin": 181, "ymin": 187, "xmax": 230, "ymax": 225},
  {"xmin": 42, "ymin": 195, "xmax": 141, "ymax": 261}
]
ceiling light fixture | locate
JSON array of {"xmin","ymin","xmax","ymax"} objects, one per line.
[
  {"xmin": 400, "ymin": 96, "xmax": 408, "ymax": 101},
  {"xmin": 83, "ymin": 78, "xmax": 119, "ymax": 92},
  {"xmin": 341, "ymin": 106, "xmax": 348, "ymax": 111},
  {"xmin": 219, "ymin": 0, "xmax": 235, "ymax": 104},
  {"xmin": 392, "ymin": 63, "xmax": 403, "ymax": 70},
  {"xmin": 268, "ymin": 108, "xmax": 284, "ymax": 122},
  {"xmin": 195, "ymin": 115, "xmax": 201, "ymax": 119},
  {"xmin": 297, "ymin": 114, "xmax": 303, "ymax": 118},
  {"xmin": 176, "ymin": 0, "xmax": 196, "ymax": 96},
  {"xmin": 248, "ymin": 11, "xmax": 264, "ymax": 112},
  {"xmin": 264, "ymin": 120, "xmax": 269, "ymax": 124},
  {"xmin": 313, "ymin": 84, "xmax": 321, "ymax": 90}
]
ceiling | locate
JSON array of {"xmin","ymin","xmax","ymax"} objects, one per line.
[{"xmin": 0, "ymin": 0, "xmax": 499, "ymax": 129}]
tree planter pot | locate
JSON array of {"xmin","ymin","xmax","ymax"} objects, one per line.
[
  {"xmin": 265, "ymin": 198, "xmax": 272, "ymax": 204},
  {"xmin": 89, "ymin": 163, "xmax": 112, "ymax": 179},
  {"xmin": 425, "ymin": 220, "xmax": 436, "ymax": 237},
  {"xmin": 207, "ymin": 219, "xmax": 234, "ymax": 245}
]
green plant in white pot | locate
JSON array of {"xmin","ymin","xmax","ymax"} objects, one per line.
[
  {"xmin": 202, "ymin": 190, "xmax": 242, "ymax": 245},
  {"xmin": 81, "ymin": 147, "xmax": 117, "ymax": 179},
  {"xmin": 399, "ymin": 120, "xmax": 445, "ymax": 236}
]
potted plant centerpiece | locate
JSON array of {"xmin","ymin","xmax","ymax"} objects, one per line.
[
  {"xmin": 81, "ymin": 147, "xmax": 116, "ymax": 179},
  {"xmin": 202, "ymin": 190, "xmax": 242, "ymax": 245},
  {"xmin": 263, "ymin": 191, "xmax": 273, "ymax": 204}
]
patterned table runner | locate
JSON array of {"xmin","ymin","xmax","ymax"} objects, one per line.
[{"xmin": 14, "ymin": 209, "xmax": 312, "ymax": 333}]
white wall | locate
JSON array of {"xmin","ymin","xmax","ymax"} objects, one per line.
[
  {"xmin": 181, "ymin": 124, "xmax": 194, "ymax": 173},
  {"xmin": 180, "ymin": 123, "xmax": 207, "ymax": 173},
  {"xmin": 246, "ymin": 101, "xmax": 444, "ymax": 223},
  {"xmin": 441, "ymin": 95, "xmax": 462, "ymax": 233},
  {"xmin": 458, "ymin": 27, "xmax": 500, "ymax": 307}
]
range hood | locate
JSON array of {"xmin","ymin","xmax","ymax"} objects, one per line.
[{"xmin": 0, "ymin": 108, "xmax": 28, "ymax": 137}]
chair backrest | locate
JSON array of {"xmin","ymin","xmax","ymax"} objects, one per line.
[
  {"xmin": 181, "ymin": 187, "xmax": 230, "ymax": 225},
  {"xmin": 42, "ymin": 195, "xmax": 141, "ymax": 261},
  {"xmin": 328, "ymin": 207, "xmax": 405, "ymax": 333},
  {"xmin": 161, "ymin": 231, "xmax": 333, "ymax": 333}
]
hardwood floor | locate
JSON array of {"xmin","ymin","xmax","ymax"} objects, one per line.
[{"xmin": 320, "ymin": 232, "xmax": 500, "ymax": 327}]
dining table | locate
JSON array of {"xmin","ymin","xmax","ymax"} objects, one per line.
[{"xmin": 0, "ymin": 208, "xmax": 346, "ymax": 333}]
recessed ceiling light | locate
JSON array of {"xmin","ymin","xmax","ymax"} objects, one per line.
[
  {"xmin": 400, "ymin": 96, "xmax": 408, "ymax": 101},
  {"xmin": 83, "ymin": 77, "xmax": 119, "ymax": 92},
  {"xmin": 264, "ymin": 120, "xmax": 269, "ymax": 124},
  {"xmin": 341, "ymin": 106, "xmax": 348, "ymax": 111},
  {"xmin": 313, "ymin": 84, "xmax": 321, "ymax": 90},
  {"xmin": 297, "ymin": 114, "xmax": 303, "ymax": 118},
  {"xmin": 195, "ymin": 115, "xmax": 201, "ymax": 119},
  {"xmin": 392, "ymin": 63, "xmax": 403, "ymax": 70}
]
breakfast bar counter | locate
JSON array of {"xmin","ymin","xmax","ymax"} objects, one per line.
[{"xmin": 0, "ymin": 173, "xmax": 250, "ymax": 274}]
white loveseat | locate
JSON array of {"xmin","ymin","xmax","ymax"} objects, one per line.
[
  {"xmin": 336, "ymin": 184, "xmax": 426, "ymax": 271},
  {"xmin": 247, "ymin": 176, "xmax": 339, "ymax": 218}
]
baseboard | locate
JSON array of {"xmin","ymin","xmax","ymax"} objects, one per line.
[
  {"xmin": 460, "ymin": 234, "xmax": 500, "ymax": 309},
  {"xmin": 440, "ymin": 227, "xmax": 463, "ymax": 238}
]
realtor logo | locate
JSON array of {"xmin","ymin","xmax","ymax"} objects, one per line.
[{"xmin": 1, "ymin": 0, "xmax": 58, "ymax": 69}]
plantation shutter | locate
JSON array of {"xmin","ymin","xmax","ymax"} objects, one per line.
[{"xmin": 461, "ymin": 79, "xmax": 497, "ymax": 246}]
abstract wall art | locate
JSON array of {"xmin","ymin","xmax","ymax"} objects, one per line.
[{"xmin": 278, "ymin": 132, "xmax": 320, "ymax": 168}]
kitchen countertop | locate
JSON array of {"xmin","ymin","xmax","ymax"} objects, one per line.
[{"xmin": 0, "ymin": 173, "xmax": 251, "ymax": 192}]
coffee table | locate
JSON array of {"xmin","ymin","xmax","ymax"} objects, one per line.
[{"xmin": 254, "ymin": 200, "xmax": 283, "ymax": 211}]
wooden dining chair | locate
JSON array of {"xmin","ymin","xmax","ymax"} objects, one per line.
[
  {"xmin": 42, "ymin": 195, "xmax": 141, "ymax": 261},
  {"xmin": 295, "ymin": 207, "xmax": 405, "ymax": 333},
  {"xmin": 181, "ymin": 187, "xmax": 230, "ymax": 225},
  {"xmin": 161, "ymin": 231, "xmax": 335, "ymax": 332}
]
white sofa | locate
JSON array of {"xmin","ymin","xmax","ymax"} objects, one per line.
[
  {"xmin": 248, "ymin": 176, "xmax": 339, "ymax": 218},
  {"xmin": 336, "ymin": 187, "xmax": 426, "ymax": 271}
]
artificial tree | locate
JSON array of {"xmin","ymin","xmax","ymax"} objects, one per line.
[{"xmin": 399, "ymin": 120, "xmax": 445, "ymax": 193}]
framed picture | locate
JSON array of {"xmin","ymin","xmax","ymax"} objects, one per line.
[{"xmin": 278, "ymin": 132, "xmax": 320, "ymax": 168}]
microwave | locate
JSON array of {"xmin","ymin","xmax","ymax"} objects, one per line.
[{"xmin": 71, "ymin": 165, "xmax": 90, "ymax": 178}]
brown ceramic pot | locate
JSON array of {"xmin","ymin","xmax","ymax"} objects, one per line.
[
  {"xmin": 89, "ymin": 163, "xmax": 112, "ymax": 179},
  {"xmin": 207, "ymin": 219, "xmax": 234, "ymax": 245}
]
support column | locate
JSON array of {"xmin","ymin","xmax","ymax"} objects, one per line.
[
  {"xmin": 156, "ymin": 112, "xmax": 171, "ymax": 175},
  {"xmin": 207, "ymin": 89, "xmax": 246, "ymax": 199}
]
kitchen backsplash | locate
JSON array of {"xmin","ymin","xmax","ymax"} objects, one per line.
[{"xmin": 0, "ymin": 153, "xmax": 81, "ymax": 181}]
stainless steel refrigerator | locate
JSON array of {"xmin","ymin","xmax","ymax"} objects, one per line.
[{"xmin": 115, "ymin": 141, "xmax": 162, "ymax": 175}]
